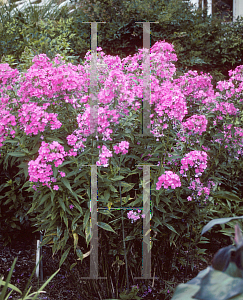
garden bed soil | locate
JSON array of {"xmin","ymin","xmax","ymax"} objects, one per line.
[{"xmin": 0, "ymin": 230, "xmax": 231, "ymax": 300}]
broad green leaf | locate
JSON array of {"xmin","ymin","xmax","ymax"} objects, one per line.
[
  {"xmin": 71, "ymin": 213, "xmax": 83, "ymax": 228},
  {"xmin": 39, "ymin": 193, "xmax": 51, "ymax": 207},
  {"xmin": 171, "ymin": 283, "xmax": 200, "ymax": 299},
  {"xmin": 46, "ymin": 137, "xmax": 64, "ymax": 144},
  {"xmin": 63, "ymin": 214, "xmax": 68, "ymax": 229},
  {"xmin": 72, "ymin": 202, "xmax": 83, "ymax": 214},
  {"xmin": 109, "ymin": 185, "xmax": 118, "ymax": 193},
  {"xmin": 193, "ymin": 269, "xmax": 243, "ymax": 300},
  {"xmin": 76, "ymin": 248, "xmax": 91, "ymax": 261},
  {"xmin": 98, "ymin": 209, "xmax": 114, "ymax": 217},
  {"xmin": 153, "ymin": 216, "xmax": 163, "ymax": 227},
  {"xmin": 98, "ymin": 222, "xmax": 118, "ymax": 234}
]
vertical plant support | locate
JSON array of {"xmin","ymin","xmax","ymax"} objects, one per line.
[
  {"xmin": 35, "ymin": 231, "xmax": 43, "ymax": 281},
  {"xmin": 134, "ymin": 21, "xmax": 159, "ymax": 281}
]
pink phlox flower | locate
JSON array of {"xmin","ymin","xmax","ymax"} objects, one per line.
[{"xmin": 156, "ymin": 171, "xmax": 181, "ymax": 190}]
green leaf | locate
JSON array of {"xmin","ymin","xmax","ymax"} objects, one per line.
[
  {"xmin": 7, "ymin": 152, "xmax": 26, "ymax": 157},
  {"xmin": 193, "ymin": 268, "xmax": 243, "ymax": 300},
  {"xmin": 59, "ymin": 246, "xmax": 71, "ymax": 268},
  {"xmin": 46, "ymin": 137, "xmax": 64, "ymax": 144},
  {"xmin": 38, "ymin": 192, "xmax": 51, "ymax": 207},
  {"xmin": 83, "ymin": 209, "xmax": 90, "ymax": 231},
  {"xmin": 171, "ymin": 283, "xmax": 200, "ymax": 299},
  {"xmin": 72, "ymin": 202, "xmax": 83, "ymax": 214},
  {"xmin": 70, "ymin": 262, "xmax": 77, "ymax": 271},
  {"xmin": 110, "ymin": 176, "xmax": 125, "ymax": 181},
  {"xmin": 76, "ymin": 248, "xmax": 83, "ymax": 260},
  {"xmin": 61, "ymin": 177, "xmax": 72, "ymax": 192},
  {"xmin": 162, "ymin": 222, "xmax": 178, "ymax": 235},
  {"xmin": 104, "ymin": 190, "xmax": 110, "ymax": 202},
  {"xmin": 98, "ymin": 222, "xmax": 118, "ymax": 235},
  {"xmin": 73, "ymin": 233, "xmax": 78, "ymax": 253},
  {"xmin": 153, "ymin": 216, "xmax": 163, "ymax": 227},
  {"xmin": 213, "ymin": 191, "xmax": 242, "ymax": 202},
  {"xmin": 124, "ymin": 235, "xmax": 136, "ymax": 241},
  {"xmin": 63, "ymin": 214, "xmax": 68, "ymax": 229},
  {"xmin": 201, "ymin": 216, "xmax": 243, "ymax": 235},
  {"xmin": 58, "ymin": 196, "xmax": 66, "ymax": 212},
  {"xmin": 109, "ymin": 185, "xmax": 118, "ymax": 193},
  {"xmin": 121, "ymin": 182, "xmax": 136, "ymax": 194}
]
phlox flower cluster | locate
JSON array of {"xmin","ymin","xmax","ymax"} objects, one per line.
[
  {"xmin": 96, "ymin": 141, "xmax": 130, "ymax": 167},
  {"xmin": 127, "ymin": 209, "xmax": 145, "ymax": 224},
  {"xmin": 18, "ymin": 102, "xmax": 62, "ymax": 135},
  {"xmin": 219, "ymin": 124, "xmax": 243, "ymax": 159},
  {"xmin": 96, "ymin": 145, "xmax": 113, "ymax": 167},
  {"xmin": 121, "ymin": 40, "xmax": 177, "ymax": 81},
  {"xmin": 187, "ymin": 179, "xmax": 215, "ymax": 202},
  {"xmin": 63, "ymin": 41, "xmax": 185, "ymax": 166},
  {"xmin": 217, "ymin": 65, "xmax": 243, "ymax": 102},
  {"xmin": 181, "ymin": 114, "xmax": 208, "ymax": 136},
  {"xmin": 0, "ymin": 108, "xmax": 16, "ymax": 147},
  {"xmin": 174, "ymin": 70, "xmax": 215, "ymax": 105},
  {"xmin": 69, "ymin": 41, "xmax": 183, "ymax": 148},
  {"xmin": 113, "ymin": 141, "xmax": 129, "ymax": 155},
  {"xmin": 28, "ymin": 141, "xmax": 76, "ymax": 189},
  {"xmin": 0, "ymin": 53, "xmax": 93, "ymax": 149},
  {"xmin": 150, "ymin": 81, "xmax": 188, "ymax": 130},
  {"xmin": 179, "ymin": 151, "xmax": 212, "ymax": 202},
  {"xmin": 15, "ymin": 54, "xmax": 89, "ymax": 109},
  {"xmin": 156, "ymin": 171, "xmax": 181, "ymax": 190},
  {"xmin": 0, "ymin": 63, "xmax": 20, "ymax": 100},
  {"xmin": 212, "ymin": 101, "xmax": 239, "ymax": 123},
  {"xmin": 180, "ymin": 151, "xmax": 207, "ymax": 176}
]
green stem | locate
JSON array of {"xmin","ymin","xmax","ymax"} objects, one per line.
[{"xmin": 119, "ymin": 160, "xmax": 130, "ymax": 292}]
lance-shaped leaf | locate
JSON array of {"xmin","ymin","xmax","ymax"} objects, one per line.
[{"xmin": 201, "ymin": 216, "xmax": 243, "ymax": 235}]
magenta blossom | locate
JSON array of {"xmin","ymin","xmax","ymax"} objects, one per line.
[{"xmin": 156, "ymin": 171, "xmax": 181, "ymax": 190}]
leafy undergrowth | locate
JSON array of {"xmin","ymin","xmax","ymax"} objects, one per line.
[{"xmin": 0, "ymin": 230, "xmax": 231, "ymax": 300}]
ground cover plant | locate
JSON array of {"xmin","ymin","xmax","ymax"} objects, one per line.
[{"xmin": 0, "ymin": 39, "xmax": 243, "ymax": 299}]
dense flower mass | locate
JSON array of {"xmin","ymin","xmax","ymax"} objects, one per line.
[
  {"xmin": 181, "ymin": 114, "xmax": 208, "ymax": 136},
  {"xmin": 113, "ymin": 141, "xmax": 130, "ymax": 155},
  {"xmin": 28, "ymin": 141, "xmax": 75, "ymax": 189},
  {"xmin": 96, "ymin": 145, "xmax": 113, "ymax": 167},
  {"xmin": 18, "ymin": 102, "xmax": 62, "ymax": 135},
  {"xmin": 0, "ymin": 108, "xmax": 16, "ymax": 147},
  {"xmin": 216, "ymin": 65, "xmax": 243, "ymax": 102},
  {"xmin": 180, "ymin": 151, "xmax": 207, "ymax": 176},
  {"xmin": 0, "ymin": 41, "xmax": 242, "ymax": 216},
  {"xmin": 156, "ymin": 171, "xmax": 181, "ymax": 190},
  {"xmin": 173, "ymin": 70, "xmax": 216, "ymax": 105}
]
